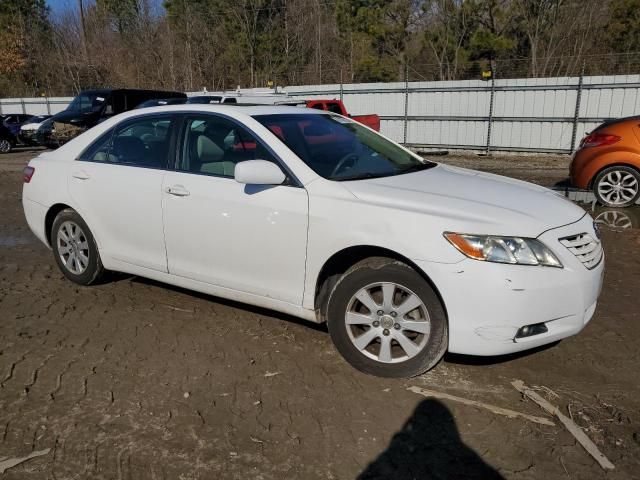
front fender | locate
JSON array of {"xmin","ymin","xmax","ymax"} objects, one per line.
[{"xmin": 302, "ymin": 183, "xmax": 465, "ymax": 309}]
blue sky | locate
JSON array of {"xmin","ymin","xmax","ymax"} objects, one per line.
[
  {"xmin": 46, "ymin": 0, "xmax": 165, "ymax": 17},
  {"xmin": 46, "ymin": 0, "xmax": 76, "ymax": 15}
]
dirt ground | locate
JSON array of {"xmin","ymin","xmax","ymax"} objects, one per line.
[{"xmin": 1, "ymin": 147, "xmax": 639, "ymax": 479}]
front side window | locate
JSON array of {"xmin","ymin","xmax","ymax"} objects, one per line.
[
  {"xmin": 179, "ymin": 115, "xmax": 276, "ymax": 178},
  {"xmin": 254, "ymin": 113, "xmax": 435, "ymax": 180},
  {"xmin": 79, "ymin": 115, "xmax": 175, "ymax": 168}
]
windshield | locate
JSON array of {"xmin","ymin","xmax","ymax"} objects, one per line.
[
  {"xmin": 66, "ymin": 93, "xmax": 107, "ymax": 113},
  {"xmin": 26, "ymin": 115, "xmax": 48, "ymax": 123},
  {"xmin": 254, "ymin": 114, "xmax": 434, "ymax": 180}
]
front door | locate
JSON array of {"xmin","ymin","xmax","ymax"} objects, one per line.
[{"xmin": 162, "ymin": 113, "xmax": 308, "ymax": 304}]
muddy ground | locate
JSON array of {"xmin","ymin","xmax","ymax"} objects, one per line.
[{"xmin": 1, "ymin": 148, "xmax": 639, "ymax": 479}]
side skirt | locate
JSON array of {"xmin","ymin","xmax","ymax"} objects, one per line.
[{"xmin": 104, "ymin": 258, "xmax": 320, "ymax": 323}]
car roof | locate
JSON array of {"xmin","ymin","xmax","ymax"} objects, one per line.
[
  {"xmin": 131, "ymin": 104, "xmax": 327, "ymax": 117},
  {"xmin": 78, "ymin": 88, "xmax": 187, "ymax": 97},
  {"xmin": 596, "ymin": 115, "xmax": 640, "ymax": 131}
]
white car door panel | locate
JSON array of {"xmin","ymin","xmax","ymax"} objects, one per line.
[
  {"xmin": 68, "ymin": 114, "xmax": 176, "ymax": 272},
  {"xmin": 69, "ymin": 163, "xmax": 167, "ymax": 271},
  {"xmin": 162, "ymin": 173, "xmax": 308, "ymax": 304}
]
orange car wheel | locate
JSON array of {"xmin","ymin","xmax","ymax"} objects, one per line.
[{"xmin": 593, "ymin": 166, "xmax": 640, "ymax": 208}]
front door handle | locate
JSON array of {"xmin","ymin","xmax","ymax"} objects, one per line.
[
  {"xmin": 72, "ymin": 171, "xmax": 90, "ymax": 180},
  {"xmin": 165, "ymin": 185, "xmax": 190, "ymax": 197}
]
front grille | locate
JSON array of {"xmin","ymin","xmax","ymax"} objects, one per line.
[{"xmin": 559, "ymin": 233, "xmax": 603, "ymax": 269}]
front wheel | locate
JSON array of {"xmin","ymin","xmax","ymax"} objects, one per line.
[
  {"xmin": 593, "ymin": 166, "xmax": 640, "ymax": 208},
  {"xmin": 51, "ymin": 209, "xmax": 104, "ymax": 285},
  {"xmin": 326, "ymin": 257, "xmax": 448, "ymax": 378},
  {"xmin": 0, "ymin": 138, "xmax": 12, "ymax": 154}
]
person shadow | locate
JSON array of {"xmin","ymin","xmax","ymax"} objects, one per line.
[{"xmin": 358, "ymin": 399, "xmax": 505, "ymax": 480}]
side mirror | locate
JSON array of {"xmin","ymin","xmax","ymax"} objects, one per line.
[{"xmin": 234, "ymin": 160, "xmax": 286, "ymax": 185}]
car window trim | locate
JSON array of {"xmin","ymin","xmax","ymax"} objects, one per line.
[
  {"xmin": 76, "ymin": 112, "xmax": 179, "ymax": 171},
  {"xmin": 172, "ymin": 111, "xmax": 302, "ymax": 188}
]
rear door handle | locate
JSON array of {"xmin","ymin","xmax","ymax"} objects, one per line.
[
  {"xmin": 72, "ymin": 171, "xmax": 90, "ymax": 180},
  {"xmin": 165, "ymin": 185, "xmax": 190, "ymax": 197}
]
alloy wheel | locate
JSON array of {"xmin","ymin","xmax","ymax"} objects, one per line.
[
  {"xmin": 597, "ymin": 169, "xmax": 639, "ymax": 206},
  {"xmin": 345, "ymin": 282, "xmax": 431, "ymax": 364},
  {"xmin": 0, "ymin": 139, "xmax": 11, "ymax": 153},
  {"xmin": 56, "ymin": 221, "xmax": 90, "ymax": 275}
]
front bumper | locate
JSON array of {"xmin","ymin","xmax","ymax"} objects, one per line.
[
  {"xmin": 18, "ymin": 130, "xmax": 37, "ymax": 144},
  {"xmin": 416, "ymin": 215, "xmax": 604, "ymax": 356}
]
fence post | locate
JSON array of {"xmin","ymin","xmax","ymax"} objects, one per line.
[
  {"xmin": 570, "ymin": 64, "xmax": 585, "ymax": 154},
  {"xmin": 403, "ymin": 62, "xmax": 409, "ymax": 144},
  {"xmin": 45, "ymin": 97, "xmax": 51, "ymax": 115},
  {"xmin": 21, "ymin": 98, "xmax": 26, "ymax": 114},
  {"xmin": 485, "ymin": 67, "xmax": 496, "ymax": 155}
]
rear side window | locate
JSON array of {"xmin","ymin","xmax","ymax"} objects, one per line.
[{"xmin": 78, "ymin": 115, "xmax": 175, "ymax": 169}]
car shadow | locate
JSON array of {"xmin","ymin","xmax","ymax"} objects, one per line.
[
  {"xmin": 358, "ymin": 399, "xmax": 505, "ymax": 480},
  {"xmin": 113, "ymin": 276, "xmax": 560, "ymax": 356}
]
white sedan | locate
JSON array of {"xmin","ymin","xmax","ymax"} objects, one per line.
[{"xmin": 22, "ymin": 105, "xmax": 604, "ymax": 377}]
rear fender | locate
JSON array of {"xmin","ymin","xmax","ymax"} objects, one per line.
[{"xmin": 582, "ymin": 150, "xmax": 640, "ymax": 187}]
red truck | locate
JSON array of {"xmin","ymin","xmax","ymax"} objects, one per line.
[{"xmin": 304, "ymin": 99, "xmax": 380, "ymax": 131}]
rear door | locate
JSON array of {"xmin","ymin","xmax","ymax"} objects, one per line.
[{"xmin": 68, "ymin": 113, "xmax": 177, "ymax": 272}]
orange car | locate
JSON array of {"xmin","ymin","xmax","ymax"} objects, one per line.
[{"xmin": 570, "ymin": 116, "xmax": 640, "ymax": 207}]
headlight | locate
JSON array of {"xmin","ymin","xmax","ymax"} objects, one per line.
[{"xmin": 444, "ymin": 232, "xmax": 563, "ymax": 268}]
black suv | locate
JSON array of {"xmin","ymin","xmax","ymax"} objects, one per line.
[{"xmin": 37, "ymin": 89, "xmax": 186, "ymax": 148}]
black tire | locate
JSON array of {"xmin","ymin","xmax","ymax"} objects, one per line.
[
  {"xmin": 51, "ymin": 208, "xmax": 104, "ymax": 285},
  {"xmin": 593, "ymin": 166, "xmax": 640, "ymax": 208},
  {"xmin": 0, "ymin": 138, "xmax": 12, "ymax": 154},
  {"xmin": 326, "ymin": 257, "xmax": 448, "ymax": 378}
]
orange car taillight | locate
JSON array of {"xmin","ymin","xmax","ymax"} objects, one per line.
[{"xmin": 580, "ymin": 133, "xmax": 621, "ymax": 148}]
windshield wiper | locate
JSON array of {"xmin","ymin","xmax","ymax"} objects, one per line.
[
  {"xmin": 333, "ymin": 172, "xmax": 393, "ymax": 181},
  {"xmin": 395, "ymin": 162, "xmax": 436, "ymax": 175}
]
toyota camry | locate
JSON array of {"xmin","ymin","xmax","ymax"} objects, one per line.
[{"xmin": 22, "ymin": 105, "xmax": 604, "ymax": 377}]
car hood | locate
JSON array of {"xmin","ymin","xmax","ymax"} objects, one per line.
[
  {"xmin": 21, "ymin": 122, "xmax": 44, "ymax": 131},
  {"xmin": 342, "ymin": 164, "xmax": 586, "ymax": 238}
]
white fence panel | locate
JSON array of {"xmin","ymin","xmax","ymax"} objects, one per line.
[
  {"xmin": 286, "ymin": 74, "xmax": 640, "ymax": 153},
  {"xmin": 0, "ymin": 97, "xmax": 72, "ymax": 115},
  {"xmin": 4, "ymin": 73, "xmax": 640, "ymax": 154}
]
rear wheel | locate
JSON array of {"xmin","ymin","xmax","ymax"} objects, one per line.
[
  {"xmin": 51, "ymin": 209, "xmax": 104, "ymax": 285},
  {"xmin": 593, "ymin": 166, "xmax": 640, "ymax": 208},
  {"xmin": 326, "ymin": 257, "xmax": 448, "ymax": 378}
]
